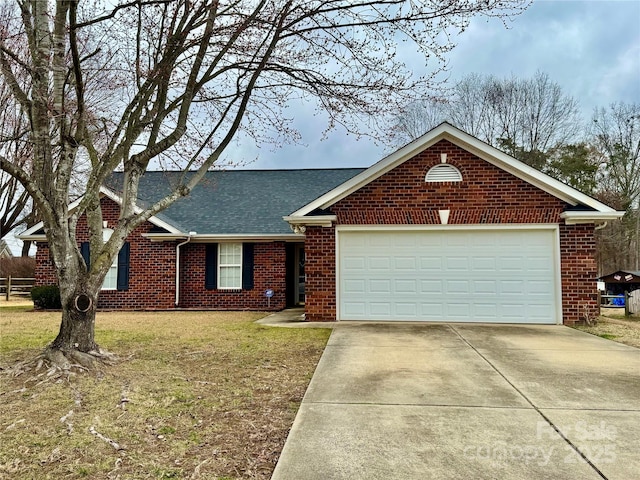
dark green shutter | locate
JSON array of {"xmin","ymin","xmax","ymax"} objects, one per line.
[
  {"xmin": 117, "ymin": 242, "xmax": 130, "ymax": 291},
  {"xmin": 205, "ymin": 243, "xmax": 218, "ymax": 290},
  {"xmin": 242, "ymin": 243, "xmax": 254, "ymax": 290},
  {"xmin": 80, "ymin": 242, "xmax": 90, "ymax": 269}
]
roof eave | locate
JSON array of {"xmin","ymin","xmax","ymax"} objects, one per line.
[
  {"xmin": 143, "ymin": 233, "xmax": 304, "ymax": 242},
  {"xmin": 283, "ymin": 215, "xmax": 337, "ymax": 227},
  {"xmin": 560, "ymin": 211, "xmax": 626, "ymax": 224}
]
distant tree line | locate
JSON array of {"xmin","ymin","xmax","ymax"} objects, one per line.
[{"xmin": 391, "ymin": 71, "xmax": 639, "ymax": 274}]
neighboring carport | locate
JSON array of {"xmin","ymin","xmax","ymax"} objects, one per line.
[{"xmin": 273, "ymin": 324, "xmax": 640, "ymax": 480}]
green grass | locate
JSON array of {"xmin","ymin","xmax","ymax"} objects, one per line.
[
  {"xmin": 0, "ymin": 309, "xmax": 331, "ymax": 479},
  {"xmin": 597, "ymin": 333, "xmax": 617, "ymax": 340}
]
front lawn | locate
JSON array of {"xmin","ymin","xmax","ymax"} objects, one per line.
[
  {"xmin": 0, "ymin": 308, "xmax": 331, "ymax": 479},
  {"xmin": 574, "ymin": 310, "xmax": 640, "ymax": 349}
]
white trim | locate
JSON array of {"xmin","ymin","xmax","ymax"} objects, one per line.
[
  {"xmin": 560, "ymin": 211, "xmax": 625, "ymax": 224},
  {"xmin": 289, "ymin": 123, "xmax": 621, "ymax": 218},
  {"xmin": 334, "ymin": 223, "xmax": 562, "ymax": 324},
  {"xmin": 143, "ymin": 233, "xmax": 303, "ymax": 242},
  {"xmin": 336, "ymin": 223, "xmax": 559, "ymax": 232},
  {"xmin": 282, "ymin": 215, "xmax": 336, "ymax": 228},
  {"xmin": 552, "ymin": 226, "xmax": 564, "ymax": 324},
  {"xmin": 217, "ymin": 242, "xmax": 242, "ymax": 290}
]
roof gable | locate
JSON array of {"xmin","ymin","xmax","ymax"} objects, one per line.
[{"xmin": 288, "ymin": 122, "xmax": 623, "ymax": 223}]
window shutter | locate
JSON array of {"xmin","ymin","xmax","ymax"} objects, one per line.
[
  {"xmin": 117, "ymin": 242, "xmax": 130, "ymax": 291},
  {"xmin": 242, "ymin": 243, "xmax": 254, "ymax": 290},
  {"xmin": 80, "ymin": 242, "xmax": 90, "ymax": 269},
  {"xmin": 205, "ymin": 243, "xmax": 218, "ymax": 290}
]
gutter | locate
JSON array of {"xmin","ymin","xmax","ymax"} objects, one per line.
[{"xmin": 175, "ymin": 232, "xmax": 196, "ymax": 307}]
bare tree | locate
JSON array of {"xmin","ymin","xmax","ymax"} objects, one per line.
[
  {"xmin": 392, "ymin": 71, "xmax": 582, "ymax": 165},
  {"xmin": 592, "ymin": 102, "xmax": 640, "ymax": 210},
  {"xmin": 0, "ymin": 35, "xmax": 33, "ymax": 251},
  {"xmin": 592, "ymin": 102, "xmax": 640, "ymax": 273},
  {"xmin": 0, "ymin": 0, "xmax": 530, "ymax": 368}
]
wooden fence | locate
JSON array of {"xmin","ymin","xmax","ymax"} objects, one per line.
[
  {"xmin": 0, "ymin": 277, "xmax": 35, "ymax": 301},
  {"xmin": 629, "ymin": 290, "xmax": 640, "ymax": 315}
]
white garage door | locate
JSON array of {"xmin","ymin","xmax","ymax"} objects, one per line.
[{"xmin": 338, "ymin": 228, "xmax": 559, "ymax": 323}]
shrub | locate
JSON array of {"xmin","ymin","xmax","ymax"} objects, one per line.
[{"xmin": 31, "ymin": 285, "xmax": 62, "ymax": 309}]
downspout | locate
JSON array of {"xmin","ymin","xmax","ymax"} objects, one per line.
[
  {"xmin": 175, "ymin": 232, "xmax": 196, "ymax": 307},
  {"xmin": 594, "ymin": 221, "xmax": 608, "ymax": 231},
  {"xmin": 594, "ymin": 222, "xmax": 607, "ymax": 277}
]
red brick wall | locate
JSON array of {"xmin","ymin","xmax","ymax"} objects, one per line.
[
  {"xmin": 332, "ymin": 140, "xmax": 564, "ymax": 224},
  {"xmin": 34, "ymin": 197, "xmax": 287, "ymax": 311},
  {"xmin": 179, "ymin": 242, "xmax": 287, "ymax": 311},
  {"xmin": 304, "ymin": 227, "xmax": 336, "ymax": 322},
  {"xmin": 560, "ymin": 223, "xmax": 599, "ymax": 324},
  {"xmin": 35, "ymin": 197, "xmax": 177, "ymax": 309},
  {"xmin": 304, "ymin": 139, "xmax": 598, "ymax": 324}
]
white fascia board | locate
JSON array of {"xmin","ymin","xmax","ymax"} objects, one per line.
[
  {"xmin": 18, "ymin": 185, "xmax": 183, "ymax": 240},
  {"xmin": 16, "ymin": 232, "xmax": 47, "ymax": 241},
  {"xmin": 560, "ymin": 211, "xmax": 626, "ymax": 224},
  {"xmin": 289, "ymin": 122, "xmax": 618, "ymax": 217},
  {"xmin": 99, "ymin": 186, "xmax": 183, "ymax": 234},
  {"xmin": 282, "ymin": 215, "xmax": 337, "ymax": 227},
  {"xmin": 143, "ymin": 233, "xmax": 304, "ymax": 242}
]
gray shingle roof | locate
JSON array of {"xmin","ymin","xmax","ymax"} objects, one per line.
[{"xmin": 106, "ymin": 169, "xmax": 364, "ymax": 235}]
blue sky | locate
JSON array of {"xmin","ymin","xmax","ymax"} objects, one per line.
[{"xmin": 229, "ymin": 0, "xmax": 640, "ymax": 170}]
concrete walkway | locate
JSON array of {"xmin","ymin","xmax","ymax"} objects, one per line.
[{"xmin": 271, "ymin": 322, "xmax": 640, "ymax": 480}]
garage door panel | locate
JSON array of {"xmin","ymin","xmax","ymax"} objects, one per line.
[
  {"xmin": 370, "ymin": 303, "xmax": 391, "ymax": 315},
  {"xmin": 396, "ymin": 303, "xmax": 417, "ymax": 316},
  {"xmin": 369, "ymin": 257, "xmax": 391, "ymax": 270},
  {"xmin": 446, "ymin": 280, "xmax": 470, "ymax": 294},
  {"xmin": 499, "ymin": 257, "xmax": 525, "ymax": 272},
  {"xmin": 420, "ymin": 303, "xmax": 442, "ymax": 316},
  {"xmin": 344, "ymin": 256, "xmax": 366, "ymax": 270},
  {"xmin": 446, "ymin": 256, "xmax": 469, "ymax": 270},
  {"xmin": 369, "ymin": 279, "xmax": 391, "ymax": 293},
  {"xmin": 420, "ymin": 256, "xmax": 443, "ymax": 270},
  {"xmin": 343, "ymin": 302, "xmax": 366, "ymax": 316},
  {"xmin": 473, "ymin": 280, "xmax": 497, "ymax": 294},
  {"xmin": 421, "ymin": 279, "xmax": 443, "ymax": 294},
  {"xmin": 395, "ymin": 279, "xmax": 417, "ymax": 293},
  {"xmin": 344, "ymin": 279, "xmax": 366, "ymax": 293},
  {"xmin": 472, "ymin": 257, "xmax": 496, "ymax": 271},
  {"xmin": 339, "ymin": 229, "xmax": 558, "ymax": 323}
]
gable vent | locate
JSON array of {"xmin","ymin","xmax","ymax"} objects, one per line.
[
  {"xmin": 424, "ymin": 163, "xmax": 462, "ymax": 183},
  {"xmin": 425, "ymin": 164, "xmax": 462, "ymax": 183}
]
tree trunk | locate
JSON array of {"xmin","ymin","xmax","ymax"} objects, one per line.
[
  {"xmin": 51, "ymin": 300, "xmax": 98, "ymax": 352},
  {"xmin": 51, "ymin": 270, "xmax": 100, "ymax": 352}
]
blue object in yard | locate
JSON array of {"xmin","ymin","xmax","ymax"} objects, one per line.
[{"xmin": 612, "ymin": 295, "xmax": 625, "ymax": 306}]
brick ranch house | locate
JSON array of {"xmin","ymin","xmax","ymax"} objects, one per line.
[{"xmin": 22, "ymin": 123, "xmax": 624, "ymax": 324}]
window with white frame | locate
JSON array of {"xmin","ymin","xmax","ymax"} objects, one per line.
[
  {"xmin": 102, "ymin": 260, "xmax": 118, "ymax": 290},
  {"xmin": 218, "ymin": 243, "xmax": 242, "ymax": 289}
]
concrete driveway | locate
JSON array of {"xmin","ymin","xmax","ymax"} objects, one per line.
[{"xmin": 272, "ymin": 324, "xmax": 640, "ymax": 480}]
